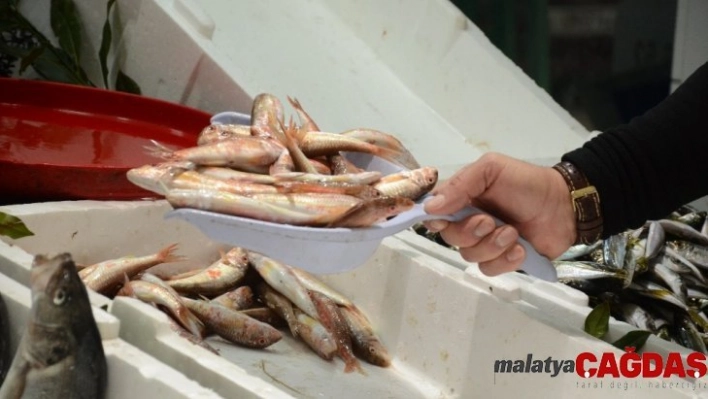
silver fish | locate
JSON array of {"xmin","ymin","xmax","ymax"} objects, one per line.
[
  {"xmin": 602, "ymin": 235, "xmax": 628, "ymax": 269},
  {"xmin": 645, "ymin": 221, "xmax": 665, "ymax": 260},
  {"xmin": 0, "ymin": 254, "xmax": 107, "ymax": 399},
  {"xmin": 666, "ymin": 240, "xmax": 708, "ymax": 269},
  {"xmin": 649, "ymin": 263, "xmax": 687, "ymax": 303},
  {"xmin": 658, "ymin": 219, "xmax": 708, "ymax": 246},
  {"xmin": 554, "ymin": 261, "xmax": 626, "ymax": 281},
  {"xmin": 629, "ymin": 280, "xmax": 688, "ymax": 311},
  {"xmin": 555, "ymin": 242, "xmax": 602, "ymax": 261},
  {"xmin": 618, "ymin": 303, "xmax": 666, "ymax": 333},
  {"xmin": 675, "ymin": 314, "xmax": 708, "ymax": 354}
]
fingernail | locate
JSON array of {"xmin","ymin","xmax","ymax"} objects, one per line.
[
  {"xmin": 506, "ymin": 245, "xmax": 524, "ymax": 261},
  {"xmin": 426, "ymin": 220, "xmax": 447, "ymax": 232},
  {"xmin": 495, "ymin": 228, "xmax": 516, "ymax": 248},
  {"xmin": 426, "ymin": 195, "xmax": 445, "ymax": 210},
  {"xmin": 474, "ymin": 220, "xmax": 494, "ymax": 237}
]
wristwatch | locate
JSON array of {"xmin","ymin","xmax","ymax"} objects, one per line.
[{"xmin": 552, "ymin": 161, "xmax": 603, "ymax": 245}]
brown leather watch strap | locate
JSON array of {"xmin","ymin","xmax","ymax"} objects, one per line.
[{"xmin": 552, "ymin": 161, "xmax": 603, "ymax": 245}]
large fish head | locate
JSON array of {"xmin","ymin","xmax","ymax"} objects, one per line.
[{"xmin": 30, "ymin": 253, "xmax": 91, "ymax": 327}]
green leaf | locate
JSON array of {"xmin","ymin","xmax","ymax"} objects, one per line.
[
  {"xmin": 98, "ymin": 0, "xmax": 117, "ymax": 89},
  {"xmin": 31, "ymin": 45, "xmax": 88, "ymax": 84},
  {"xmin": 584, "ymin": 301, "xmax": 610, "ymax": 339},
  {"xmin": 115, "ymin": 69, "xmax": 141, "ymax": 94},
  {"xmin": 4, "ymin": 10, "xmax": 94, "ymax": 86},
  {"xmin": 19, "ymin": 45, "xmax": 44, "ymax": 74},
  {"xmin": 0, "ymin": 212, "xmax": 34, "ymax": 239},
  {"xmin": 612, "ymin": 330, "xmax": 652, "ymax": 352},
  {"xmin": 50, "ymin": 0, "xmax": 83, "ymax": 68}
]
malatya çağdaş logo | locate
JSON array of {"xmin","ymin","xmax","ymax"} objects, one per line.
[{"xmin": 494, "ymin": 348, "xmax": 708, "ymax": 379}]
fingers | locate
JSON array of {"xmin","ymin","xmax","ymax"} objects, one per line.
[
  {"xmin": 437, "ymin": 214, "xmax": 495, "ymax": 247},
  {"xmin": 425, "ymin": 155, "xmax": 499, "ymax": 215},
  {"xmin": 456, "ymin": 225, "xmax": 519, "ymax": 263},
  {"xmin": 430, "ymin": 215, "xmax": 525, "ymax": 276},
  {"xmin": 476, "ymin": 244, "xmax": 526, "ymax": 276}
]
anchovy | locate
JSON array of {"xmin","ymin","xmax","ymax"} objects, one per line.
[
  {"xmin": 658, "ymin": 219, "xmax": 708, "ymax": 246},
  {"xmin": 554, "ymin": 261, "xmax": 626, "ymax": 281},
  {"xmin": 555, "ymin": 242, "xmax": 602, "ymax": 261},
  {"xmin": 649, "ymin": 263, "xmax": 687, "ymax": 303},
  {"xmin": 674, "ymin": 314, "xmax": 708, "ymax": 354},
  {"xmin": 603, "ymin": 235, "xmax": 628, "ymax": 269},
  {"xmin": 645, "ymin": 221, "xmax": 665, "ymax": 260},
  {"xmin": 667, "ymin": 240, "xmax": 708, "ymax": 269},
  {"xmin": 629, "ymin": 280, "xmax": 688, "ymax": 311}
]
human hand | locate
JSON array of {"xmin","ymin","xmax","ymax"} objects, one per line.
[{"xmin": 423, "ymin": 153, "xmax": 576, "ymax": 276}]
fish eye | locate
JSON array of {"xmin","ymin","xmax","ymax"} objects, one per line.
[{"xmin": 54, "ymin": 288, "xmax": 67, "ymax": 305}]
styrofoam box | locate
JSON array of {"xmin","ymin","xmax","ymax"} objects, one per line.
[
  {"xmin": 18, "ymin": 0, "xmax": 589, "ymax": 180},
  {"xmin": 0, "ymin": 268, "xmax": 223, "ymax": 398},
  {"xmin": 1, "ymin": 200, "xmax": 706, "ymax": 398}
]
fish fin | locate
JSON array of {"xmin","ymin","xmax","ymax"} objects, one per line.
[
  {"xmin": 370, "ymin": 145, "xmax": 420, "ymax": 170},
  {"xmin": 116, "ymin": 275, "xmax": 135, "ymax": 298},
  {"xmin": 278, "ymin": 118, "xmax": 319, "ymax": 174},
  {"xmin": 144, "ymin": 140, "xmax": 176, "ymax": 160},
  {"xmin": 287, "ymin": 96, "xmax": 320, "ymax": 132},
  {"xmin": 344, "ymin": 360, "xmax": 367, "ymax": 375},
  {"xmin": 325, "ymin": 202, "xmax": 367, "ymax": 228},
  {"xmin": 158, "ymin": 243, "xmax": 185, "ymax": 264}
]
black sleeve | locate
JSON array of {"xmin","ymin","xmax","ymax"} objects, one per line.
[{"xmin": 561, "ymin": 61, "xmax": 708, "ymax": 237}]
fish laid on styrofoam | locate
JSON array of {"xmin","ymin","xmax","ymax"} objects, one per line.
[
  {"xmin": 117, "ymin": 277, "xmax": 205, "ymax": 338},
  {"xmin": 181, "ymin": 298, "xmax": 282, "ymax": 349},
  {"xmin": 210, "ymin": 286, "xmax": 254, "ymax": 311},
  {"xmin": 248, "ymin": 252, "xmax": 319, "ymax": 320},
  {"xmin": 82, "ymin": 243, "xmax": 183, "ymax": 296},
  {"xmin": 167, "ymin": 248, "xmax": 249, "ymax": 297},
  {"xmin": 309, "ymin": 290, "xmax": 364, "ymax": 375}
]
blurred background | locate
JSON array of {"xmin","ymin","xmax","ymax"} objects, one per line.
[{"xmin": 449, "ymin": 0, "xmax": 703, "ymax": 132}]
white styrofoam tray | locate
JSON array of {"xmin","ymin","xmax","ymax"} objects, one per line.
[
  {"xmin": 18, "ymin": 0, "xmax": 589, "ymax": 180},
  {"xmin": 1, "ymin": 200, "xmax": 705, "ymax": 398},
  {"xmin": 0, "ymin": 268, "xmax": 223, "ymax": 399}
]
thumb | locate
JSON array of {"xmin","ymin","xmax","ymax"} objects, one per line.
[{"xmin": 424, "ymin": 156, "xmax": 498, "ymax": 215}]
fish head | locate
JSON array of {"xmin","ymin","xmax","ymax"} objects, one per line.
[
  {"xmin": 30, "ymin": 253, "xmax": 90, "ymax": 327},
  {"xmin": 126, "ymin": 163, "xmax": 191, "ymax": 195},
  {"xmin": 197, "ymin": 124, "xmax": 251, "ymax": 146},
  {"xmin": 410, "ymin": 167, "xmax": 438, "ymax": 193},
  {"xmin": 380, "ymin": 196, "xmax": 415, "ymax": 217},
  {"xmin": 224, "ymin": 247, "xmax": 250, "ymax": 267}
]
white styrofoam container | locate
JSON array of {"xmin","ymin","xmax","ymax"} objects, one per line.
[
  {"xmin": 18, "ymin": 0, "xmax": 589, "ymax": 180},
  {"xmin": 1, "ymin": 200, "xmax": 706, "ymax": 398},
  {"xmin": 0, "ymin": 269, "xmax": 223, "ymax": 399}
]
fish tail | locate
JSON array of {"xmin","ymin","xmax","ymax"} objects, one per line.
[
  {"xmin": 371, "ymin": 145, "xmax": 420, "ymax": 170},
  {"xmin": 158, "ymin": 243, "xmax": 185, "ymax": 264},
  {"xmin": 144, "ymin": 140, "xmax": 177, "ymax": 160},
  {"xmin": 343, "ymin": 357, "xmax": 367, "ymax": 375},
  {"xmin": 116, "ymin": 275, "xmax": 135, "ymax": 297},
  {"xmin": 178, "ymin": 307, "xmax": 207, "ymax": 338}
]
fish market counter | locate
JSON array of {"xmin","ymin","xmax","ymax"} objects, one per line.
[{"xmin": 0, "ymin": 200, "xmax": 705, "ymax": 398}]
